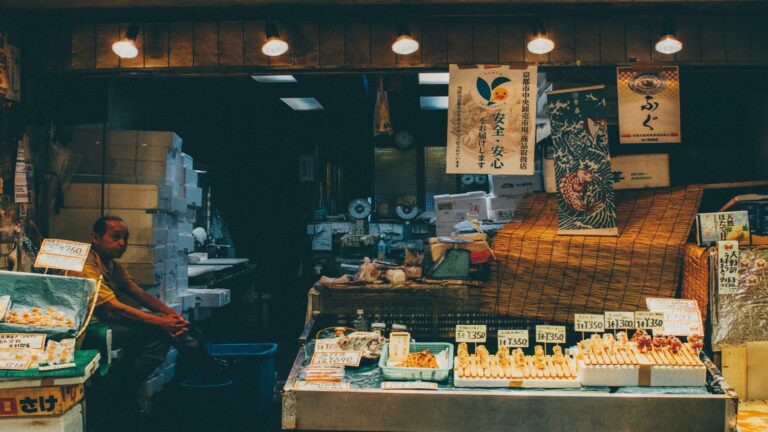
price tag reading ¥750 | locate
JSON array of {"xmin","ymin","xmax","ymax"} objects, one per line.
[
  {"xmin": 535, "ymin": 326, "xmax": 566, "ymax": 344},
  {"xmin": 635, "ymin": 311, "xmax": 665, "ymax": 330},
  {"xmin": 574, "ymin": 314, "xmax": 605, "ymax": 333},
  {"xmin": 604, "ymin": 312, "xmax": 635, "ymax": 330},
  {"xmin": 455, "ymin": 325, "xmax": 487, "ymax": 343},
  {"xmin": 498, "ymin": 329, "xmax": 529, "ymax": 348}
]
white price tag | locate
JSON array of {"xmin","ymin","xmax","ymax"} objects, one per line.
[
  {"xmin": 497, "ymin": 329, "xmax": 529, "ymax": 348},
  {"xmin": 34, "ymin": 239, "xmax": 91, "ymax": 272},
  {"xmin": 295, "ymin": 381, "xmax": 350, "ymax": 391},
  {"xmin": 0, "ymin": 359, "xmax": 30, "ymax": 370},
  {"xmin": 381, "ymin": 381, "xmax": 438, "ymax": 390},
  {"xmin": 535, "ymin": 325, "xmax": 566, "ymax": 344},
  {"xmin": 310, "ymin": 351, "xmax": 362, "ymax": 367},
  {"xmin": 388, "ymin": 332, "xmax": 411, "ymax": 365},
  {"xmin": 634, "ymin": 311, "xmax": 665, "ymax": 330},
  {"xmin": 314, "ymin": 338, "xmax": 341, "ymax": 353},
  {"xmin": 38, "ymin": 362, "xmax": 76, "ymax": 372},
  {"xmin": 574, "ymin": 314, "xmax": 605, "ymax": 333},
  {"xmin": 455, "ymin": 325, "xmax": 487, "ymax": 343},
  {"xmin": 0, "ymin": 334, "xmax": 46, "ymax": 350},
  {"xmin": 645, "ymin": 298, "xmax": 704, "ymax": 337},
  {"xmin": 604, "ymin": 312, "xmax": 635, "ymax": 330}
]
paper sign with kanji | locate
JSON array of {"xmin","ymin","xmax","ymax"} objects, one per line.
[
  {"xmin": 447, "ymin": 64, "xmax": 537, "ymax": 175},
  {"xmin": 617, "ymin": 66, "xmax": 681, "ymax": 144}
]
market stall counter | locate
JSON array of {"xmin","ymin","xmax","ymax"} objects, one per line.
[{"xmin": 282, "ymin": 340, "xmax": 737, "ymax": 431}]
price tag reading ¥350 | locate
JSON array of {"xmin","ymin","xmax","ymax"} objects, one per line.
[
  {"xmin": 604, "ymin": 312, "xmax": 635, "ymax": 330},
  {"xmin": 535, "ymin": 326, "xmax": 566, "ymax": 344},
  {"xmin": 634, "ymin": 311, "xmax": 665, "ymax": 330},
  {"xmin": 574, "ymin": 314, "xmax": 605, "ymax": 333},
  {"xmin": 498, "ymin": 329, "xmax": 529, "ymax": 348},
  {"xmin": 455, "ymin": 325, "xmax": 487, "ymax": 343}
]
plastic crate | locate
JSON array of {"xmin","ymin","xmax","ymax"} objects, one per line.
[
  {"xmin": 379, "ymin": 342, "xmax": 453, "ymax": 382},
  {"xmin": 207, "ymin": 343, "xmax": 278, "ymax": 414}
]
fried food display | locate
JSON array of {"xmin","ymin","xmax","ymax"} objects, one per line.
[
  {"xmin": 397, "ymin": 349, "xmax": 439, "ymax": 368},
  {"xmin": 455, "ymin": 345, "xmax": 576, "ymax": 381},
  {"xmin": 5, "ymin": 307, "xmax": 75, "ymax": 328}
]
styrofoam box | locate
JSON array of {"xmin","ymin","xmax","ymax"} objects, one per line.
[
  {"xmin": 487, "ymin": 208, "xmax": 518, "ymax": 223},
  {"xmin": 489, "ymin": 171, "xmax": 543, "ymax": 197},
  {"xmin": 179, "ymin": 293, "xmax": 196, "ymax": 311},
  {"xmin": 186, "ymin": 185, "xmax": 203, "ymax": 207},
  {"xmin": 578, "ymin": 361, "xmax": 640, "ymax": 387},
  {"xmin": 188, "ymin": 288, "xmax": 231, "ymax": 308},
  {"xmin": 50, "ymin": 208, "xmax": 156, "ymax": 244},
  {"xmin": 177, "ymin": 221, "xmax": 194, "ymax": 233},
  {"xmin": 0, "ymin": 402, "xmax": 84, "ymax": 432},
  {"xmin": 178, "ymin": 233, "xmax": 195, "ymax": 252},
  {"xmin": 119, "ymin": 245, "xmax": 163, "ymax": 264},
  {"xmin": 182, "ymin": 152, "xmax": 194, "ymax": 170},
  {"xmin": 435, "ymin": 192, "xmax": 489, "ymax": 224},
  {"xmin": 177, "ymin": 276, "xmax": 189, "ymax": 294},
  {"xmin": 486, "ymin": 195, "xmax": 521, "ymax": 211}
]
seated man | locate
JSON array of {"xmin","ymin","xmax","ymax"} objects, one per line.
[{"xmin": 71, "ymin": 215, "xmax": 215, "ymax": 413}]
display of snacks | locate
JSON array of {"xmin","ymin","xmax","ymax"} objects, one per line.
[
  {"xmin": 397, "ymin": 349, "xmax": 439, "ymax": 368},
  {"xmin": 454, "ymin": 343, "xmax": 579, "ymax": 388},
  {"xmin": 576, "ymin": 331, "xmax": 706, "ymax": 387},
  {"xmin": 5, "ymin": 307, "xmax": 75, "ymax": 328}
]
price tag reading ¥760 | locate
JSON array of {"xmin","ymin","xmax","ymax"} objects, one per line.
[
  {"xmin": 34, "ymin": 239, "xmax": 91, "ymax": 272},
  {"xmin": 574, "ymin": 314, "xmax": 605, "ymax": 333},
  {"xmin": 455, "ymin": 325, "xmax": 487, "ymax": 343},
  {"xmin": 635, "ymin": 311, "xmax": 665, "ymax": 330},
  {"xmin": 604, "ymin": 312, "xmax": 635, "ymax": 330},
  {"xmin": 498, "ymin": 329, "xmax": 529, "ymax": 348},
  {"xmin": 535, "ymin": 326, "xmax": 566, "ymax": 344}
]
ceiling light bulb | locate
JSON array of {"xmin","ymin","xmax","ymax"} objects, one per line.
[
  {"xmin": 527, "ymin": 34, "xmax": 555, "ymax": 55},
  {"xmin": 112, "ymin": 38, "xmax": 139, "ymax": 59},
  {"xmin": 262, "ymin": 37, "xmax": 289, "ymax": 56},
  {"xmin": 392, "ymin": 34, "xmax": 419, "ymax": 55},
  {"xmin": 655, "ymin": 34, "xmax": 683, "ymax": 54}
]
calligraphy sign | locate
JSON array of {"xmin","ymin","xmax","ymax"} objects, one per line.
[
  {"xmin": 617, "ymin": 66, "xmax": 681, "ymax": 144},
  {"xmin": 310, "ymin": 351, "xmax": 362, "ymax": 367},
  {"xmin": 547, "ymin": 85, "xmax": 617, "ymax": 236},
  {"xmin": 34, "ymin": 239, "xmax": 91, "ymax": 272},
  {"xmin": 604, "ymin": 312, "xmax": 635, "ymax": 330},
  {"xmin": 446, "ymin": 64, "xmax": 538, "ymax": 175},
  {"xmin": 634, "ymin": 311, "xmax": 665, "ymax": 330},
  {"xmin": 717, "ymin": 241, "xmax": 740, "ymax": 294}
]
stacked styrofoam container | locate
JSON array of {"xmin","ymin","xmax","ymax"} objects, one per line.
[
  {"xmin": 433, "ymin": 172, "xmax": 543, "ymax": 235},
  {"xmin": 485, "ymin": 172, "xmax": 543, "ymax": 222},
  {"xmin": 50, "ymin": 129, "xmax": 203, "ymax": 310}
]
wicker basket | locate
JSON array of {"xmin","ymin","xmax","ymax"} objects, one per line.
[
  {"xmin": 681, "ymin": 243, "xmax": 713, "ymax": 321},
  {"xmin": 482, "ymin": 185, "xmax": 703, "ymax": 323}
]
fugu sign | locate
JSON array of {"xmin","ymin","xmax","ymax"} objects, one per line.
[{"xmin": 447, "ymin": 64, "xmax": 538, "ymax": 175}]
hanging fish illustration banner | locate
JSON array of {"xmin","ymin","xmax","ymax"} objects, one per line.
[
  {"xmin": 547, "ymin": 85, "xmax": 618, "ymax": 236},
  {"xmin": 617, "ymin": 66, "xmax": 681, "ymax": 144},
  {"xmin": 446, "ymin": 64, "xmax": 537, "ymax": 175}
]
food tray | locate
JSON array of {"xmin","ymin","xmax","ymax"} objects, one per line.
[
  {"xmin": 453, "ymin": 357, "xmax": 580, "ymax": 388},
  {"xmin": 378, "ymin": 342, "xmax": 453, "ymax": 382}
]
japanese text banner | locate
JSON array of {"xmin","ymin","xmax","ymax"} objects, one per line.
[
  {"xmin": 447, "ymin": 64, "xmax": 537, "ymax": 175},
  {"xmin": 617, "ymin": 66, "xmax": 681, "ymax": 144}
]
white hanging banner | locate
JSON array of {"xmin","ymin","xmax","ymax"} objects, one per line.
[
  {"xmin": 617, "ymin": 66, "xmax": 681, "ymax": 144},
  {"xmin": 447, "ymin": 64, "xmax": 537, "ymax": 175}
]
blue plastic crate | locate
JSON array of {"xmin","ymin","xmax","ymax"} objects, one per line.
[
  {"xmin": 379, "ymin": 342, "xmax": 453, "ymax": 382},
  {"xmin": 207, "ymin": 343, "xmax": 278, "ymax": 414}
]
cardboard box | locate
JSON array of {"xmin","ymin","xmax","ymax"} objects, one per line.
[
  {"xmin": 120, "ymin": 263, "xmax": 157, "ymax": 285},
  {"xmin": 62, "ymin": 184, "xmax": 160, "ymax": 210},
  {"xmin": 544, "ymin": 154, "xmax": 671, "ymax": 193},
  {"xmin": 0, "ymin": 384, "xmax": 84, "ymax": 417},
  {"xmin": 721, "ymin": 341, "xmax": 768, "ymax": 401},
  {"xmin": 0, "ymin": 402, "xmax": 83, "ymax": 431},
  {"xmin": 50, "ymin": 209, "xmax": 155, "ymax": 244}
]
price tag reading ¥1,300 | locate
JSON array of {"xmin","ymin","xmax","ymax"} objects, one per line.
[
  {"xmin": 535, "ymin": 326, "xmax": 566, "ymax": 344},
  {"xmin": 604, "ymin": 312, "xmax": 635, "ymax": 330},
  {"xmin": 498, "ymin": 329, "xmax": 529, "ymax": 348},
  {"xmin": 574, "ymin": 314, "xmax": 605, "ymax": 333},
  {"xmin": 310, "ymin": 351, "xmax": 362, "ymax": 367},
  {"xmin": 455, "ymin": 325, "xmax": 487, "ymax": 343},
  {"xmin": 634, "ymin": 311, "xmax": 665, "ymax": 330}
]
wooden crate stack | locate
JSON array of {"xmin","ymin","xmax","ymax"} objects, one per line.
[{"xmin": 49, "ymin": 129, "xmax": 203, "ymax": 310}]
